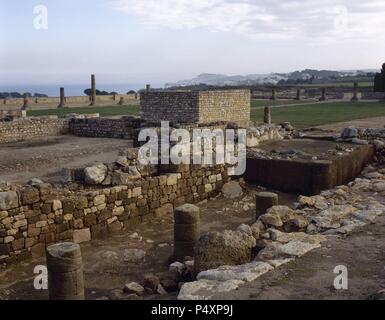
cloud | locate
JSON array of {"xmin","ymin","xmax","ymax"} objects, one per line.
[{"xmin": 110, "ymin": 0, "xmax": 385, "ymax": 43}]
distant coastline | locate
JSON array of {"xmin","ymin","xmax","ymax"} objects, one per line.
[{"xmin": 0, "ymin": 83, "xmax": 161, "ymax": 97}]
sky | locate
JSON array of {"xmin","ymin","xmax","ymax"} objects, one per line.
[{"xmin": 1, "ymin": 0, "xmax": 385, "ymax": 91}]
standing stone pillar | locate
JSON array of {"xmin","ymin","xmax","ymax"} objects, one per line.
[
  {"xmin": 319, "ymin": 88, "xmax": 326, "ymax": 101},
  {"xmin": 270, "ymin": 89, "xmax": 276, "ymax": 100},
  {"xmin": 146, "ymin": 84, "xmax": 151, "ymax": 92},
  {"xmin": 295, "ymin": 88, "xmax": 301, "ymax": 100},
  {"xmin": 174, "ymin": 204, "xmax": 200, "ymax": 260},
  {"xmin": 58, "ymin": 87, "xmax": 66, "ymax": 108},
  {"xmin": 351, "ymin": 82, "xmax": 359, "ymax": 101},
  {"xmin": 256, "ymin": 192, "xmax": 278, "ymax": 219},
  {"xmin": 118, "ymin": 97, "xmax": 124, "ymax": 105},
  {"xmin": 264, "ymin": 107, "xmax": 271, "ymax": 125},
  {"xmin": 90, "ymin": 74, "xmax": 96, "ymax": 106},
  {"xmin": 46, "ymin": 242, "xmax": 84, "ymax": 300},
  {"xmin": 21, "ymin": 94, "xmax": 29, "ymax": 110}
]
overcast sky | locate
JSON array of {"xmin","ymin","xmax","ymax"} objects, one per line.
[{"xmin": 1, "ymin": 0, "xmax": 384, "ymax": 87}]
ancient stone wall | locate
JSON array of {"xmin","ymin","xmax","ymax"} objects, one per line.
[
  {"xmin": 69, "ymin": 117, "xmax": 141, "ymax": 140},
  {"xmin": 140, "ymin": 90, "xmax": 251, "ymax": 124},
  {"xmin": 140, "ymin": 91, "xmax": 200, "ymax": 124},
  {"xmin": 0, "ymin": 94, "xmax": 139, "ymax": 107},
  {"xmin": 0, "ymin": 164, "xmax": 229, "ymax": 265},
  {"xmin": 198, "ymin": 90, "xmax": 250, "ymax": 124},
  {"xmin": 0, "ymin": 118, "xmax": 69, "ymax": 144}
]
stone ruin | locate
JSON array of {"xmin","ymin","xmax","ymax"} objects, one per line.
[{"xmin": 1, "ymin": 87, "xmax": 385, "ymax": 300}]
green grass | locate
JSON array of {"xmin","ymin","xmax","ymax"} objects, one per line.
[
  {"xmin": 27, "ymin": 105, "xmax": 140, "ymax": 117},
  {"xmin": 302, "ymin": 81, "xmax": 373, "ymax": 88},
  {"xmin": 251, "ymin": 99, "xmax": 310, "ymax": 108},
  {"xmin": 252, "ymin": 101, "xmax": 385, "ymax": 128}
]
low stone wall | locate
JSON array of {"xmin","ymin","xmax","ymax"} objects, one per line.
[
  {"xmin": 69, "ymin": 117, "xmax": 142, "ymax": 140},
  {"xmin": 0, "ymin": 94, "xmax": 139, "ymax": 106},
  {"xmin": 0, "ymin": 118, "xmax": 69, "ymax": 144},
  {"xmin": 0, "ymin": 164, "xmax": 229, "ymax": 265}
]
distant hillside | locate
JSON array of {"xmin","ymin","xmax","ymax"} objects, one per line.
[{"xmin": 165, "ymin": 69, "xmax": 378, "ymax": 88}]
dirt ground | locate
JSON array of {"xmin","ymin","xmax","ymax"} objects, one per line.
[
  {"xmin": 214, "ymin": 215, "xmax": 385, "ymax": 300},
  {"xmin": 316, "ymin": 116, "xmax": 385, "ymax": 132},
  {"xmin": 1, "ymin": 186, "xmax": 384, "ymax": 301},
  {"xmin": 0, "ymin": 135, "xmax": 131, "ymax": 184}
]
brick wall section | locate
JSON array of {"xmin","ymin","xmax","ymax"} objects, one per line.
[
  {"xmin": 141, "ymin": 91, "xmax": 200, "ymax": 124},
  {"xmin": 140, "ymin": 89, "xmax": 251, "ymax": 124},
  {"xmin": 69, "ymin": 117, "xmax": 142, "ymax": 139},
  {"xmin": 0, "ymin": 164, "xmax": 229, "ymax": 265},
  {"xmin": 198, "ymin": 90, "xmax": 250, "ymax": 123},
  {"xmin": 0, "ymin": 118, "xmax": 69, "ymax": 144}
]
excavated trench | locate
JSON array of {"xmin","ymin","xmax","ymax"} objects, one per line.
[{"xmin": 246, "ymin": 139, "xmax": 374, "ymax": 195}]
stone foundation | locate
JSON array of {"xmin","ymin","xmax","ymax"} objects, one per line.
[
  {"xmin": 0, "ymin": 118, "xmax": 69, "ymax": 144},
  {"xmin": 0, "ymin": 164, "xmax": 229, "ymax": 265}
]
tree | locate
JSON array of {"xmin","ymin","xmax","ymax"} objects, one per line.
[{"xmin": 374, "ymin": 63, "xmax": 385, "ymax": 93}]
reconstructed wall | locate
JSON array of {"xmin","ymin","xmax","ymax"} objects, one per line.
[
  {"xmin": 0, "ymin": 118, "xmax": 69, "ymax": 144},
  {"xmin": 198, "ymin": 90, "xmax": 250, "ymax": 124},
  {"xmin": 141, "ymin": 91, "xmax": 200, "ymax": 124},
  {"xmin": 140, "ymin": 90, "xmax": 251, "ymax": 124},
  {"xmin": 69, "ymin": 117, "xmax": 141, "ymax": 140},
  {"xmin": 0, "ymin": 94, "xmax": 139, "ymax": 107},
  {"xmin": 0, "ymin": 164, "xmax": 228, "ymax": 265}
]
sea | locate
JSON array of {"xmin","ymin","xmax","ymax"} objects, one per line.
[{"xmin": 0, "ymin": 83, "xmax": 164, "ymax": 97}]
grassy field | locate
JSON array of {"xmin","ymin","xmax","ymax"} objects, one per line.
[
  {"xmin": 252, "ymin": 101, "xmax": 385, "ymax": 128},
  {"xmin": 302, "ymin": 81, "xmax": 373, "ymax": 88},
  {"xmin": 27, "ymin": 101, "xmax": 385, "ymax": 129},
  {"xmin": 27, "ymin": 105, "xmax": 140, "ymax": 117},
  {"xmin": 251, "ymin": 99, "xmax": 311, "ymax": 108}
]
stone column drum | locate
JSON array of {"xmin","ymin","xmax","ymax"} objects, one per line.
[
  {"xmin": 264, "ymin": 107, "xmax": 271, "ymax": 125},
  {"xmin": 296, "ymin": 88, "xmax": 301, "ymax": 100},
  {"xmin": 118, "ymin": 97, "xmax": 124, "ymax": 105},
  {"xmin": 57, "ymin": 87, "xmax": 66, "ymax": 108},
  {"xmin": 255, "ymin": 192, "xmax": 278, "ymax": 219},
  {"xmin": 270, "ymin": 89, "xmax": 276, "ymax": 100},
  {"xmin": 90, "ymin": 74, "xmax": 96, "ymax": 106},
  {"xmin": 351, "ymin": 82, "xmax": 359, "ymax": 101},
  {"xmin": 21, "ymin": 94, "xmax": 29, "ymax": 110},
  {"xmin": 46, "ymin": 242, "xmax": 84, "ymax": 300},
  {"xmin": 319, "ymin": 88, "xmax": 326, "ymax": 101},
  {"xmin": 174, "ymin": 204, "xmax": 200, "ymax": 260}
]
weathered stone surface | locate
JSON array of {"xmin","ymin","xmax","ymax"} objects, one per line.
[
  {"xmin": 178, "ymin": 279, "xmax": 244, "ymax": 300},
  {"xmin": 259, "ymin": 213, "xmax": 283, "ymax": 228},
  {"xmin": 341, "ymin": 127, "xmax": 358, "ymax": 139},
  {"xmin": 221, "ymin": 181, "xmax": 243, "ymax": 199},
  {"xmin": 0, "ymin": 191, "xmax": 18, "ymax": 210},
  {"xmin": 123, "ymin": 282, "xmax": 145, "ymax": 296},
  {"xmin": 194, "ymin": 230, "xmax": 256, "ymax": 273},
  {"xmin": 73, "ymin": 228, "xmax": 91, "ymax": 244},
  {"xmin": 197, "ymin": 261, "xmax": 273, "ymax": 282},
  {"xmin": 84, "ymin": 164, "xmax": 107, "ymax": 184}
]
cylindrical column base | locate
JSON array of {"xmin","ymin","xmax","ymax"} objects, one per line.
[
  {"xmin": 256, "ymin": 192, "xmax": 279, "ymax": 219},
  {"xmin": 46, "ymin": 242, "xmax": 84, "ymax": 300},
  {"xmin": 173, "ymin": 204, "xmax": 200, "ymax": 260}
]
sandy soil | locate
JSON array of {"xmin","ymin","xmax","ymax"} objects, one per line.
[
  {"xmin": 214, "ymin": 215, "xmax": 385, "ymax": 300},
  {"xmin": 316, "ymin": 116, "xmax": 385, "ymax": 132},
  {"xmin": 0, "ymin": 135, "xmax": 132, "ymax": 184}
]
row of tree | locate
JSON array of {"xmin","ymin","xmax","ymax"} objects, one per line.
[
  {"xmin": 83, "ymin": 89, "xmax": 138, "ymax": 96},
  {"xmin": 0, "ymin": 92, "xmax": 48, "ymax": 99}
]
